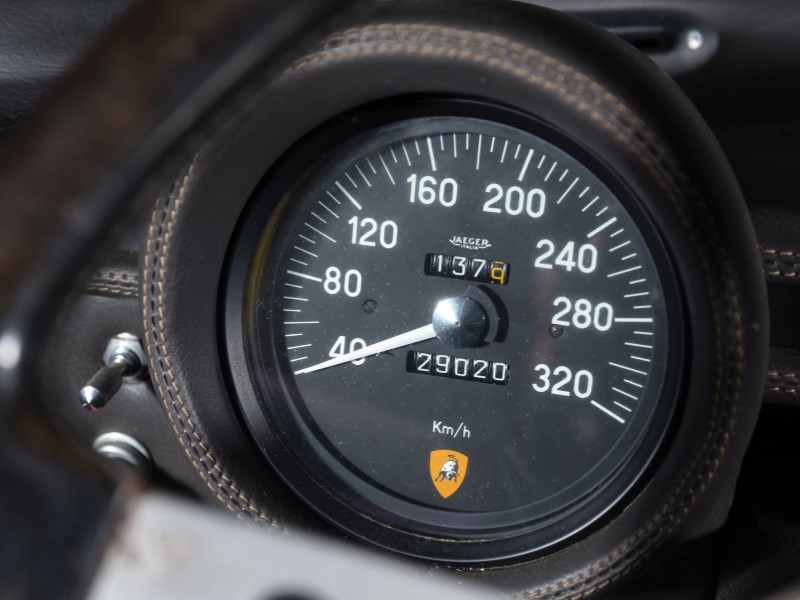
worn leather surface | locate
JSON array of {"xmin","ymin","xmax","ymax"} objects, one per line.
[
  {"xmin": 0, "ymin": 0, "xmax": 780, "ymax": 596},
  {"xmin": 764, "ymin": 347, "xmax": 800, "ymax": 407},
  {"xmin": 133, "ymin": 1, "xmax": 767, "ymax": 596},
  {"xmin": 0, "ymin": 0, "xmax": 355, "ymax": 597},
  {"xmin": 85, "ymin": 250, "xmax": 139, "ymax": 300},
  {"xmin": 714, "ymin": 404, "xmax": 800, "ymax": 600},
  {"xmin": 527, "ymin": 0, "xmax": 800, "ymax": 382},
  {"xmin": 38, "ymin": 291, "xmax": 207, "ymax": 504},
  {"xmin": 2, "ymin": 0, "xmax": 796, "ymax": 354},
  {"xmin": 0, "ymin": 0, "xmax": 132, "ymax": 131},
  {"xmin": 527, "ymin": 0, "xmax": 800, "ymax": 132}
]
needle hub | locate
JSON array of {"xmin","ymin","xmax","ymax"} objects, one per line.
[{"xmin": 432, "ymin": 297, "xmax": 489, "ymax": 348}]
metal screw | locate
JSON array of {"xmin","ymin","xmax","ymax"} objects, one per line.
[
  {"xmin": 363, "ymin": 299, "xmax": 378, "ymax": 314},
  {"xmin": 549, "ymin": 324, "xmax": 564, "ymax": 338}
]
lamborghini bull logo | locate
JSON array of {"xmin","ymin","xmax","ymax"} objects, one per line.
[
  {"xmin": 430, "ymin": 450, "xmax": 469, "ymax": 498},
  {"xmin": 436, "ymin": 457, "xmax": 460, "ymax": 482}
]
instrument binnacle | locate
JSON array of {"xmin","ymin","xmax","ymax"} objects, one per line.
[{"xmin": 236, "ymin": 106, "xmax": 683, "ymax": 561}]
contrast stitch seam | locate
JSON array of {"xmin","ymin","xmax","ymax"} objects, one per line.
[
  {"xmin": 86, "ymin": 285, "xmax": 138, "ymax": 298},
  {"xmin": 138, "ymin": 22, "xmax": 744, "ymax": 594},
  {"xmin": 149, "ymin": 167, "xmax": 281, "ymax": 527},
  {"xmin": 767, "ymin": 370, "xmax": 798, "ymax": 378},
  {"xmin": 282, "ymin": 25, "xmax": 743, "ymax": 600},
  {"xmin": 291, "ymin": 29, "xmax": 651, "ymax": 139},
  {"xmin": 143, "ymin": 160, "xmax": 283, "ymax": 530},
  {"xmin": 94, "ymin": 270, "xmax": 138, "ymax": 283},
  {"xmin": 762, "ymin": 248, "xmax": 800, "ymax": 278},
  {"xmin": 87, "ymin": 271, "xmax": 139, "ymax": 294},
  {"xmin": 762, "ymin": 248, "xmax": 800, "ymax": 258},
  {"xmin": 766, "ymin": 370, "xmax": 800, "ymax": 394}
]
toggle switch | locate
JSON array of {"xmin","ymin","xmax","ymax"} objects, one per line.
[{"xmin": 79, "ymin": 333, "xmax": 146, "ymax": 413}]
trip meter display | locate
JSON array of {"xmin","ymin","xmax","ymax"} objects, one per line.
[{"xmin": 240, "ymin": 108, "xmax": 682, "ymax": 560}]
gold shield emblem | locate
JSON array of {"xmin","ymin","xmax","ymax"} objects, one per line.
[{"xmin": 430, "ymin": 450, "xmax": 469, "ymax": 498}]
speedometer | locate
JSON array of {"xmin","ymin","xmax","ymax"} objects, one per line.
[
  {"xmin": 147, "ymin": 1, "xmax": 766, "ymax": 587},
  {"xmin": 235, "ymin": 101, "xmax": 683, "ymax": 560}
]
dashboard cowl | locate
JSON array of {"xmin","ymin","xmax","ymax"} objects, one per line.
[{"xmin": 131, "ymin": 1, "xmax": 768, "ymax": 596}]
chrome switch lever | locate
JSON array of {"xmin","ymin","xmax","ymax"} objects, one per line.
[{"xmin": 79, "ymin": 333, "xmax": 146, "ymax": 413}]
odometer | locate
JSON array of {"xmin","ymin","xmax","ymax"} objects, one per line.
[{"xmin": 240, "ymin": 105, "xmax": 683, "ymax": 561}]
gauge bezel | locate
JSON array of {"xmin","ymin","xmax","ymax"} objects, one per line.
[{"xmin": 222, "ymin": 97, "xmax": 687, "ymax": 562}]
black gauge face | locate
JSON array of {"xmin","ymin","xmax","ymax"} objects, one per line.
[{"xmin": 239, "ymin": 108, "xmax": 682, "ymax": 560}]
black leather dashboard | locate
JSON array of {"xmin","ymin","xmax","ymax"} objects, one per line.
[{"xmin": 1, "ymin": 1, "xmax": 799, "ymax": 598}]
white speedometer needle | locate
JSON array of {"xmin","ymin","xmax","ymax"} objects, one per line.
[{"xmin": 294, "ymin": 324, "xmax": 436, "ymax": 375}]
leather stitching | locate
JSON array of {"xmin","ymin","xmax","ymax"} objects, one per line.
[
  {"xmin": 87, "ymin": 270, "xmax": 139, "ymax": 298},
  {"xmin": 143, "ymin": 159, "xmax": 284, "ymax": 531},
  {"xmin": 766, "ymin": 370, "xmax": 799, "ymax": 394},
  {"xmin": 139, "ymin": 21, "xmax": 746, "ymax": 595},
  {"xmin": 283, "ymin": 24, "xmax": 744, "ymax": 599},
  {"xmin": 762, "ymin": 247, "xmax": 800, "ymax": 279},
  {"xmin": 86, "ymin": 285, "xmax": 138, "ymax": 298},
  {"xmin": 94, "ymin": 270, "xmax": 138, "ymax": 282}
]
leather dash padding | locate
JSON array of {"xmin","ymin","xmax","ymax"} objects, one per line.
[{"xmin": 140, "ymin": 2, "xmax": 768, "ymax": 597}]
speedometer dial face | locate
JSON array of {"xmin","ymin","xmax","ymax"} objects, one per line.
[{"xmin": 241, "ymin": 108, "xmax": 682, "ymax": 560}]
